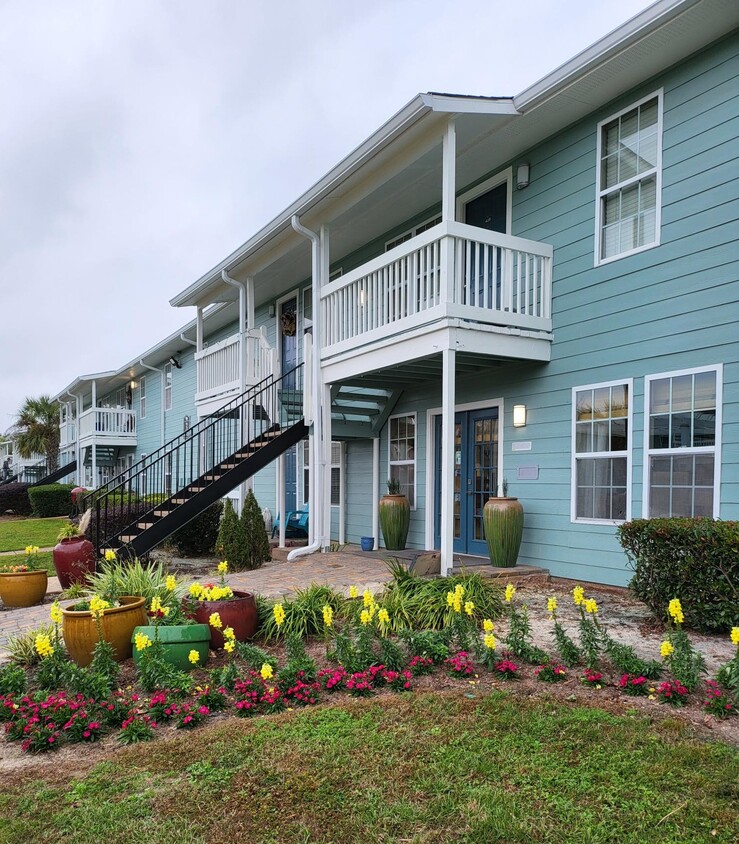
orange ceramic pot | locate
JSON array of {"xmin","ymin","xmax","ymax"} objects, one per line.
[
  {"xmin": 0, "ymin": 570, "xmax": 48, "ymax": 608},
  {"xmin": 62, "ymin": 595, "xmax": 147, "ymax": 667}
]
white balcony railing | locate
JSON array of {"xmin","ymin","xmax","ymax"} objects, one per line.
[
  {"xmin": 195, "ymin": 327, "xmax": 277, "ymax": 405},
  {"xmin": 78, "ymin": 408, "xmax": 136, "ymax": 441},
  {"xmin": 320, "ymin": 220, "xmax": 553, "ymax": 357},
  {"xmin": 59, "ymin": 420, "xmax": 77, "ymax": 447}
]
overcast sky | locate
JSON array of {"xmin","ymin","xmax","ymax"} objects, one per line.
[{"xmin": 0, "ymin": 0, "xmax": 652, "ymax": 429}]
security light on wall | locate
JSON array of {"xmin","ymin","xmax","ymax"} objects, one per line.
[
  {"xmin": 168, "ymin": 356, "xmax": 182, "ymax": 369},
  {"xmin": 516, "ymin": 163, "xmax": 530, "ymax": 189},
  {"xmin": 513, "ymin": 405, "xmax": 527, "ymax": 427}
]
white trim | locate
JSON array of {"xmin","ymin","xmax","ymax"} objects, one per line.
[
  {"xmin": 164, "ymin": 362, "xmax": 173, "ymax": 412},
  {"xmin": 139, "ymin": 375, "xmax": 147, "ymax": 419},
  {"xmin": 388, "ymin": 411, "xmax": 418, "ymax": 510},
  {"xmin": 456, "ymin": 167, "xmax": 513, "ymax": 233},
  {"xmin": 424, "ymin": 397, "xmax": 505, "ymax": 551},
  {"xmin": 570, "ymin": 377, "xmax": 633, "ymax": 525},
  {"xmin": 594, "ymin": 89, "xmax": 663, "ymax": 266},
  {"xmin": 273, "ymin": 288, "xmax": 302, "ymax": 513},
  {"xmin": 642, "ymin": 363, "xmax": 722, "ymax": 519}
]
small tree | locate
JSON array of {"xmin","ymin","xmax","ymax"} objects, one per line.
[
  {"xmin": 216, "ymin": 498, "xmax": 245, "ymax": 568},
  {"xmin": 240, "ymin": 489, "xmax": 271, "ymax": 571},
  {"xmin": 12, "ymin": 395, "xmax": 60, "ymax": 471}
]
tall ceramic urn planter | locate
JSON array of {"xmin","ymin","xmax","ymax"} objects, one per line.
[
  {"xmin": 482, "ymin": 496, "xmax": 524, "ymax": 568},
  {"xmin": 53, "ymin": 533, "xmax": 96, "ymax": 589},
  {"xmin": 379, "ymin": 480, "xmax": 410, "ymax": 551}
]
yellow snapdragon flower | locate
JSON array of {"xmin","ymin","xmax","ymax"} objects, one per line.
[
  {"xmin": 189, "ymin": 582, "xmax": 204, "ymax": 599},
  {"xmin": 377, "ymin": 608, "xmax": 390, "ymax": 625},
  {"xmin": 260, "ymin": 663, "xmax": 274, "ymax": 680},
  {"xmin": 483, "ymin": 619, "xmax": 494, "ymax": 633},
  {"xmin": 483, "ymin": 633, "xmax": 497, "ymax": 651},
  {"xmin": 547, "ymin": 596, "xmax": 558, "ymax": 615},
  {"xmin": 166, "ymin": 575, "xmax": 177, "ymax": 592},
  {"xmin": 218, "ymin": 561, "xmax": 228, "ymax": 575},
  {"xmin": 273, "ymin": 603, "xmax": 286, "ymax": 627},
  {"xmin": 223, "ymin": 626, "xmax": 235, "ymax": 641},
  {"xmin": 464, "ymin": 601, "xmax": 474, "ymax": 616},
  {"xmin": 505, "ymin": 584, "xmax": 516, "ymax": 603},
  {"xmin": 35, "ymin": 634, "xmax": 54, "ymax": 659},
  {"xmin": 660, "ymin": 641, "xmax": 674, "ymax": 658},
  {"xmin": 322, "ymin": 605, "xmax": 334, "ymax": 628},
  {"xmin": 573, "ymin": 585, "xmax": 585, "ymax": 606},
  {"xmin": 348, "ymin": 585, "xmax": 359, "ymax": 599},
  {"xmin": 50, "ymin": 602, "xmax": 63, "ymax": 625},
  {"xmin": 209, "ymin": 612, "xmax": 223, "ymax": 629},
  {"xmin": 188, "ymin": 649, "xmax": 200, "ymax": 665},
  {"xmin": 89, "ymin": 596, "xmax": 110, "ymax": 620},
  {"xmin": 731, "ymin": 627, "xmax": 739, "ymax": 647},
  {"xmin": 668, "ymin": 598, "xmax": 684, "ymax": 624},
  {"xmin": 360, "ymin": 609, "xmax": 371, "ymax": 626},
  {"xmin": 363, "ymin": 589, "xmax": 374, "ymax": 608},
  {"xmin": 224, "ymin": 640, "xmax": 235, "ymax": 654},
  {"xmin": 584, "ymin": 598, "xmax": 598, "ymax": 615},
  {"xmin": 104, "ymin": 549, "xmax": 117, "ymax": 562},
  {"xmin": 25, "ymin": 545, "xmax": 40, "ymax": 556},
  {"xmin": 135, "ymin": 632, "xmax": 152, "ymax": 652}
]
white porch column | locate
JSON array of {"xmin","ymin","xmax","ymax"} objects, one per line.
[
  {"xmin": 440, "ymin": 119, "xmax": 457, "ymax": 307},
  {"xmin": 321, "ymin": 381, "xmax": 332, "ymax": 550},
  {"xmin": 277, "ymin": 454, "xmax": 286, "ymax": 548},
  {"xmin": 90, "ymin": 381, "xmax": 97, "ymax": 488},
  {"xmin": 338, "ymin": 441, "xmax": 345, "ymax": 546},
  {"xmin": 440, "ymin": 347, "xmax": 456, "ymax": 575},
  {"xmin": 195, "ymin": 306, "xmax": 204, "ymax": 353},
  {"xmin": 76, "ymin": 394, "xmax": 82, "ymax": 486},
  {"xmin": 372, "ymin": 436, "xmax": 380, "ymax": 548}
]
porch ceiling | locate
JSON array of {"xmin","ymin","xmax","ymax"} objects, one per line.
[{"xmin": 333, "ymin": 352, "xmax": 505, "ymax": 389}]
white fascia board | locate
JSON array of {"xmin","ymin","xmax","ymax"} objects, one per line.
[
  {"xmin": 514, "ymin": 0, "xmax": 700, "ymax": 110},
  {"xmin": 52, "ymin": 372, "xmax": 117, "ymax": 402},
  {"xmin": 170, "ymin": 95, "xmax": 434, "ymax": 308},
  {"xmin": 420, "ymin": 93, "xmax": 518, "ymax": 115}
]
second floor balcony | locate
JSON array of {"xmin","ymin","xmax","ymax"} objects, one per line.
[
  {"xmin": 320, "ymin": 220, "xmax": 553, "ymax": 379},
  {"xmin": 77, "ymin": 407, "xmax": 137, "ymax": 446}
]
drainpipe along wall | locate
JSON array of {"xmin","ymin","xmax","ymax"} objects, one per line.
[
  {"xmin": 139, "ymin": 360, "xmax": 165, "ymax": 448},
  {"xmin": 288, "ymin": 214, "xmax": 325, "ymax": 560}
]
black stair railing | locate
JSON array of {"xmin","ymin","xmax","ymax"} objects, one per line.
[{"xmin": 84, "ymin": 364, "xmax": 304, "ymax": 553}]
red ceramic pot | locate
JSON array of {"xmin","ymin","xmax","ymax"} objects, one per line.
[
  {"xmin": 187, "ymin": 590, "xmax": 258, "ymax": 648},
  {"xmin": 52, "ymin": 536, "xmax": 96, "ymax": 589}
]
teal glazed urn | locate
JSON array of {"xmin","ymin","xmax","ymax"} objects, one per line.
[
  {"xmin": 482, "ymin": 497, "xmax": 524, "ymax": 568},
  {"xmin": 379, "ymin": 494, "xmax": 410, "ymax": 551}
]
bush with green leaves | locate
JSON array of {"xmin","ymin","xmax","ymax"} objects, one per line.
[
  {"xmin": 618, "ymin": 518, "xmax": 739, "ymax": 633},
  {"xmin": 0, "ymin": 664, "xmax": 27, "ymax": 696},
  {"xmin": 215, "ymin": 498, "xmax": 244, "ymax": 566},
  {"xmin": 171, "ymin": 500, "xmax": 223, "ymax": 557},
  {"xmin": 27, "ymin": 483, "xmax": 75, "ymax": 517},
  {"xmin": 240, "ymin": 489, "xmax": 271, "ymax": 571},
  {"xmin": 0, "ymin": 482, "xmax": 32, "ymax": 516},
  {"xmin": 85, "ymin": 556, "xmax": 183, "ymax": 607},
  {"xmin": 258, "ymin": 585, "xmax": 347, "ymax": 641}
]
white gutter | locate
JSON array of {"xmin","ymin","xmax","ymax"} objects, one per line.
[
  {"xmin": 287, "ymin": 214, "xmax": 324, "ymax": 561},
  {"xmin": 139, "ymin": 360, "xmax": 165, "ymax": 447},
  {"xmin": 180, "ymin": 332, "xmax": 197, "ymax": 348}
]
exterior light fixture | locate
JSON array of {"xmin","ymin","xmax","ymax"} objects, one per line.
[
  {"xmin": 513, "ymin": 405, "xmax": 527, "ymax": 427},
  {"xmin": 516, "ymin": 163, "xmax": 530, "ymax": 189},
  {"xmin": 168, "ymin": 355, "xmax": 182, "ymax": 369}
]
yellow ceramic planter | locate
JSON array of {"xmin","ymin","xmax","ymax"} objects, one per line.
[
  {"xmin": 62, "ymin": 595, "xmax": 147, "ymax": 666},
  {"xmin": 0, "ymin": 570, "xmax": 48, "ymax": 608}
]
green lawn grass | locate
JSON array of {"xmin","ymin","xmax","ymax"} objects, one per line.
[
  {"xmin": 0, "ymin": 549, "xmax": 54, "ymax": 574},
  {"xmin": 0, "ymin": 691, "xmax": 736, "ymax": 844},
  {"xmin": 0, "ymin": 517, "xmax": 67, "ymax": 552}
]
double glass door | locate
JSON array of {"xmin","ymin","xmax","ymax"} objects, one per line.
[{"xmin": 434, "ymin": 408, "xmax": 499, "ymax": 555}]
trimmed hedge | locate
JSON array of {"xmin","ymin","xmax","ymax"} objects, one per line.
[
  {"xmin": 86, "ymin": 501, "xmax": 152, "ymax": 548},
  {"xmin": 170, "ymin": 501, "xmax": 223, "ymax": 557},
  {"xmin": 0, "ymin": 483, "xmax": 32, "ymax": 516},
  {"xmin": 27, "ymin": 484, "xmax": 75, "ymax": 518},
  {"xmin": 618, "ymin": 518, "xmax": 739, "ymax": 633}
]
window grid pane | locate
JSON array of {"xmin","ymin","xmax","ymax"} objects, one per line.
[{"xmin": 389, "ymin": 414, "xmax": 416, "ymax": 506}]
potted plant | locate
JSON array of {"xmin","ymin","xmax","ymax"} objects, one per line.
[
  {"xmin": 62, "ymin": 594, "xmax": 147, "ymax": 667},
  {"xmin": 52, "ymin": 522, "xmax": 96, "ymax": 589},
  {"xmin": 482, "ymin": 478, "xmax": 524, "ymax": 568},
  {"xmin": 379, "ymin": 478, "xmax": 410, "ymax": 551},
  {"xmin": 183, "ymin": 561, "xmax": 258, "ymax": 649},
  {"xmin": 132, "ymin": 576, "xmax": 210, "ymax": 672},
  {"xmin": 0, "ymin": 545, "xmax": 48, "ymax": 608}
]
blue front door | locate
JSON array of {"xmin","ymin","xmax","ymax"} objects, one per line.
[
  {"xmin": 280, "ymin": 297, "xmax": 298, "ymax": 513},
  {"xmin": 435, "ymin": 408, "xmax": 499, "ymax": 555}
]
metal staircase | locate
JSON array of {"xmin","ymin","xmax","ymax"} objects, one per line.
[
  {"xmin": 85, "ymin": 364, "xmax": 306, "ymax": 558},
  {"xmin": 29, "ymin": 459, "xmax": 78, "ymax": 487}
]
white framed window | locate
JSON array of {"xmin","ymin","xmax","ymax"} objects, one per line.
[
  {"xmin": 385, "ymin": 215, "xmax": 442, "ymax": 252},
  {"xmin": 643, "ymin": 365, "xmax": 722, "ymax": 518},
  {"xmin": 389, "ymin": 413, "xmax": 416, "ymax": 507},
  {"xmin": 595, "ymin": 90, "xmax": 663, "ymax": 265},
  {"xmin": 164, "ymin": 363, "xmax": 172, "ymax": 411},
  {"xmin": 139, "ymin": 376, "xmax": 146, "ymax": 419},
  {"xmin": 302, "ymin": 439, "xmax": 342, "ymax": 507},
  {"xmin": 571, "ymin": 379, "xmax": 632, "ymax": 523},
  {"xmin": 328, "ymin": 268, "xmax": 343, "ymax": 281}
]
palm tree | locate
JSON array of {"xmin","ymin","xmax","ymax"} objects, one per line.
[{"xmin": 13, "ymin": 395, "xmax": 60, "ymax": 472}]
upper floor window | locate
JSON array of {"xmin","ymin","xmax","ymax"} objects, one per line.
[
  {"xmin": 164, "ymin": 363, "xmax": 173, "ymax": 411},
  {"xmin": 644, "ymin": 366, "xmax": 721, "ymax": 518},
  {"xmin": 386, "ymin": 216, "xmax": 442, "ymax": 252},
  {"xmin": 139, "ymin": 376, "xmax": 146, "ymax": 419},
  {"xmin": 596, "ymin": 91, "xmax": 662, "ymax": 264},
  {"xmin": 572, "ymin": 380, "xmax": 631, "ymax": 523}
]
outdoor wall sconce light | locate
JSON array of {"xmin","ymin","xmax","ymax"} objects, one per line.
[
  {"xmin": 513, "ymin": 404, "xmax": 527, "ymax": 427},
  {"xmin": 516, "ymin": 163, "xmax": 530, "ymax": 189},
  {"xmin": 168, "ymin": 355, "xmax": 182, "ymax": 369},
  {"xmin": 129, "ymin": 380, "xmax": 137, "ymax": 390},
  {"xmin": 268, "ymin": 304, "xmax": 276, "ymax": 318}
]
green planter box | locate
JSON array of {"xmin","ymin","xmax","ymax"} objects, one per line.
[{"xmin": 131, "ymin": 623, "xmax": 211, "ymax": 671}]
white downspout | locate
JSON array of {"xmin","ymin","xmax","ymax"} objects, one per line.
[
  {"xmin": 180, "ymin": 332, "xmax": 197, "ymax": 348},
  {"xmin": 63, "ymin": 392, "xmax": 79, "ymax": 486},
  {"xmin": 288, "ymin": 214, "xmax": 325, "ymax": 560},
  {"xmin": 139, "ymin": 360, "xmax": 165, "ymax": 448},
  {"xmin": 91, "ymin": 380, "xmax": 97, "ymax": 488}
]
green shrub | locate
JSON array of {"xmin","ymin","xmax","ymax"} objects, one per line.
[
  {"xmin": 215, "ymin": 498, "xmax": 244, "ymax": 566},
  {"xmin": 258, "ymin": 585, "xmax": 347, "ymax": 641},
  {"xmin": 618, "ymin": 518, "xmax": 739, "ymax": 633},
  {"xmin": 240, "ymin": 489, "xmax": 271, "ymax": 571},
  {"xmin": 28, "ymin": 483, "xmax": 75, "ymax": 517},
  {"xmin": 0, "ymin": 482, "xmax": 32, "ymax": 516},
  {"xmin": 171, "ymin": 501, "xmax": 223, "ymax": 557}
]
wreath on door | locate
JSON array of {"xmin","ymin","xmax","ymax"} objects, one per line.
[{"xmin": 280, "ymin": 311, "xmax": 297, "ymax": 336}]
